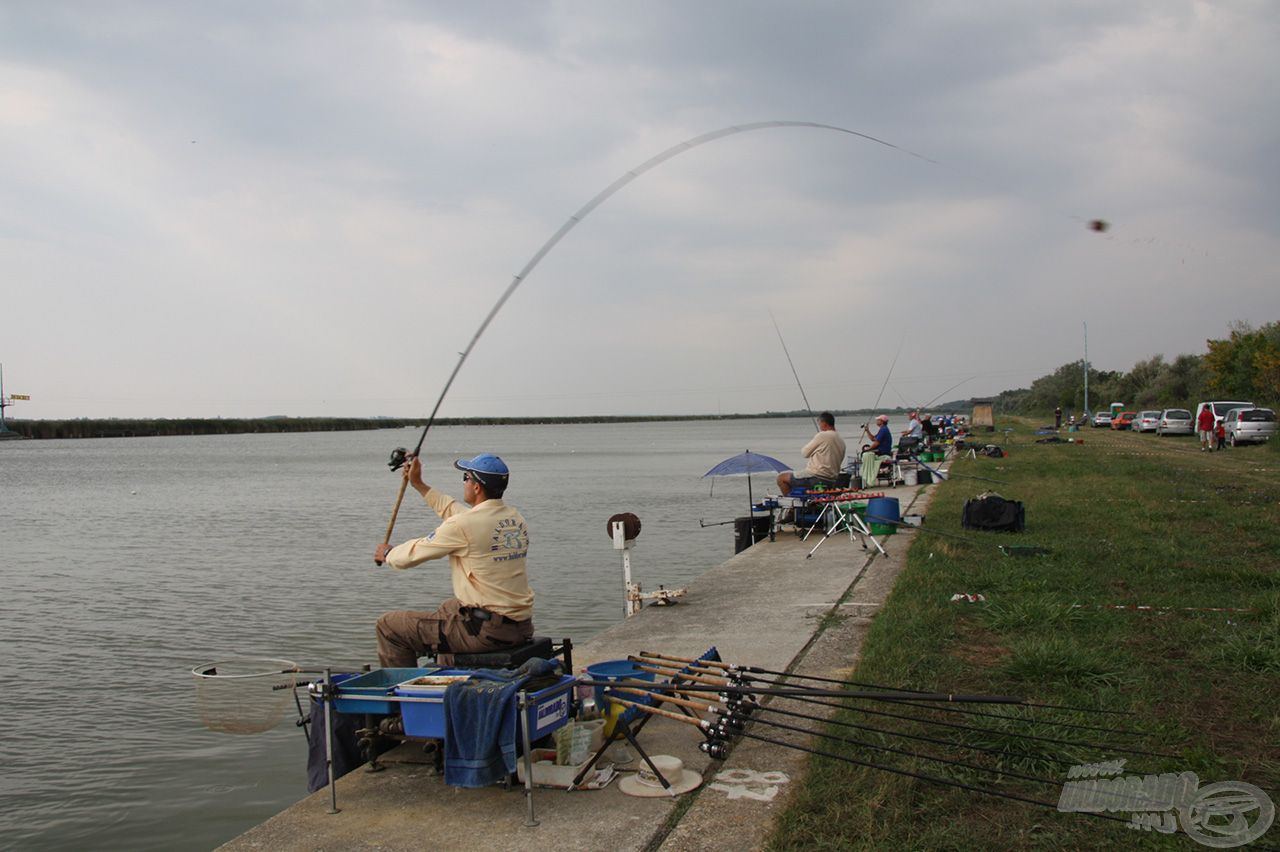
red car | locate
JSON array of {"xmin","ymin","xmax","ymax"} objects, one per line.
[{"xmin": 1110, "ymin": 411, "xmax": 1137, "ymax": 430}]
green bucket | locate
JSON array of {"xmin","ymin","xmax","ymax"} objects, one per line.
[{"xmin": 869, "ymin": 522, "xmax": 896, "ymax": 535}]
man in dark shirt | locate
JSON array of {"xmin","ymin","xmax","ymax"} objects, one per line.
[{"xmin": 860, "ymin": 415, "xmax": 893, "ymax": 488}]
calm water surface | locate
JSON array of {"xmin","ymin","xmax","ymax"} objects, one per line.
[{"xmin": 0, "ymin": 418, "xmax": 890, "ymax": 850}]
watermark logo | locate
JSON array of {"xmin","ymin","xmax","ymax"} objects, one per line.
[{"xmin": 1058, "ymin": 760, "xmax": 1274, "ymax": 847}]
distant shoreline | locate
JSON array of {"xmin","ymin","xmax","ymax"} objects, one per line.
[{"xmin": 2, "ymin": 408, "xmax": 962, "ymax": 440}]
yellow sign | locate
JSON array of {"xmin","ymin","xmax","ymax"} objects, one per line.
[{"xmin": 9, "ymin": 394, "xmax": 30, "ymax": 400}]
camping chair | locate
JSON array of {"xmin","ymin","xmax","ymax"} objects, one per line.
[{"xmin": 861, "ymin": 453, "xmax": 900, "ymax": 489}]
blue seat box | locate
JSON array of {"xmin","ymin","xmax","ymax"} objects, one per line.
[
  {"xmin": 333, "ymin": 667, "xmax": 440, "ymax": 715},
  {"xmin": 395, "ymin": 673, "xmax": 575, "ymax": 740}
]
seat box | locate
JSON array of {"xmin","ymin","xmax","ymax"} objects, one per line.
[
  {"xmin": 333, "ymin": 667, "xmax": 440, "ymax": 715},
  {"xmin": 395, "ymin": 673, "xmax": 576, "ymax": 740}
]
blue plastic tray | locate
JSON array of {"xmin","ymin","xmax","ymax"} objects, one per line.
[{"xmin": 333, "ymin": 667, "xmax": 440, "ymax": 714}]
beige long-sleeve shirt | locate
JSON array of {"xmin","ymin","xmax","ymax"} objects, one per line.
[
  {"xmin": 385, "ymin": 488, "xmax": 534, "ymax": 621},
  {"xmin": 801, "ymin": 429, "xmax": 847, "ymax": 479}
]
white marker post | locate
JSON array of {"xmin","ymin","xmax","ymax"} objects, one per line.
[{"xmin": 613, "ymin": 520, "xmax": 639, "ymax": 618}]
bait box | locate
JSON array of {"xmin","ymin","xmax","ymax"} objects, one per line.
[
  {"xmin": 394, "ymin": 673, "xmax": 576, "ymax": 740},
  {"xmin": 333, "ymin": 667, "xmax": 440, "ymax": 715}
]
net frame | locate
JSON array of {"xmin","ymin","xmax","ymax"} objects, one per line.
[{"xmin": 191, "ymin": 657, "xmax": 299, "ymax": 734}]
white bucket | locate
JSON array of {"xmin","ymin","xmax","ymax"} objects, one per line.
[{"xmin": 903, "ymin": 468, "xmax": 918, "ymax": 486}]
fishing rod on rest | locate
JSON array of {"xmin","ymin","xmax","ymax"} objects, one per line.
[
  {"xmin": 604, "ymin": 695, "xmax": 1137, "ymax": 830},
  {"xmin": 622, "ymin": 663, "xmax": 1174, "ymax": 758},
  {"xmin": 656, "ymin": 663, "xmax": 1145, "ymax": 739},
  {"xmin": 705, "ymin": 722, "xmax": 1138, "ymax": 830},
  {"xmin": 616, "ymin": 686, "xmax": 1064, "ymax": 787},
  {"xmin": 638, "ymin": 652, "xmax": 1136, "ymax": 721},
  {"xmin": 768, "ymin": 309, "xmax": 818, "ymax": 431}
]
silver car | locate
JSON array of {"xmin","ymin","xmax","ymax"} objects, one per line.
[
  {"xmin": 1134, "ymin": 410, "xmax": 1162, "ymax": 433},
  {"xmin": 1156, "ymin": 408, "xmax": 1193, "ymax": 436},
  {"xmin": 1223, "ymin": 407, "xmax": 1276, "ymax": 446}
]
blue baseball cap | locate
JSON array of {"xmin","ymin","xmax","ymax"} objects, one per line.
[{"xmin": 454, "ymin": 453, "xmax": 510, "ymax": 496}]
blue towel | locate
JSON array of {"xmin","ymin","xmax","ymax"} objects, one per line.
[{"xmin": 442, "ymin": 658, "xmax": 559, "ymax": 788}]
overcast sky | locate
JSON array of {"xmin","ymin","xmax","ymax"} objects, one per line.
[{"xmin": 3, "ymin": 1, "xmax": 1277, "ymax": 419}]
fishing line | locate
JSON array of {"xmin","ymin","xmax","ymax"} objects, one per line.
[
  {"xmin": 379, "ymin": 120, "xmax": 936, "ymax": 545},
  {"xmin": 861, "ymin": 332, "xmax": 905, "ymax": 440},
  {"xmin": 769, "ymin": 309, "xmax": 818, "ymax": 430}
]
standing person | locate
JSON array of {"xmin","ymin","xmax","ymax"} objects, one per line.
[
  {"xmin": 1197, "ymin": 406, "xmax": 1215, "ymax": 451},
  {"xmin": 373, "ymin": 453, "xmax": 534, "ymax": 666},
  {"xmin": 860, "ymin": 414, "xmax": 894, "ymax": 489},
  {"xmin": 1215, "ymin": 420, "xmax": 1226, "ymax": 451},
  {"xmin": 776, "ymin": 411, "xmax": 847, "ymax": 494},
  {"xmin": 1055, "ymin": 406, "xmax": 1063, "ymax": 430}
]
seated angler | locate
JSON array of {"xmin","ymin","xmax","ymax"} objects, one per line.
[
  {"xmin": 776, "ymin": 411, "xmax": 847, "ymax": 494},
  {"xmin": 860, "ymin": 414, "xmax": 894, "ymax": 488},
  {"xmin": 373, "ymin": 453, "xmax": 534, "ymax": 666}
]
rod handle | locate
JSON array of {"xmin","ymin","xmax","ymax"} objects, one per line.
[{"xmin": 375, "ymin": 477, "xmax": 410, "ymax": 565}]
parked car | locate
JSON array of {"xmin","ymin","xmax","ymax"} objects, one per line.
[
  {"xmin": 1133, "ymin": 410, "xmax": 1161, "ymax": 433},
  {"xmin": 1194, "ymin": 400, "xmax": 1254, "ymax": 430},
  {"xmin": 1111, "ymin": 411, "xmax": 1137, "ymax": 430},
  {"xmin": 1092, "ymin": 412, "xmax": 1112, "ymax": 428},
  {"xmin": 1156, "ymin": 408, "xmax": 1194, "ymax": 436},
  {"xmin": 1223, "ymin": 407, "xmax": 1276, "ymax": 446}
]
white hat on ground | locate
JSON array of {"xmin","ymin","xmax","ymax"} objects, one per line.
[{"xmin": 618, "ymin": 754, "xmax": 702, "ymax": 797}]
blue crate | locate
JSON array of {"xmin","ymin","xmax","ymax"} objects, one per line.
[
  {"xmin": 395, "ymin": 673, "xmax": 576, "ymax": 740},
  {"xmin": 333, "ymin": 667, "xmax": 440, "ymax": 715},
  {"xmin": 392, "ymin": 669, "xmax": 472, "ymax": 737}
]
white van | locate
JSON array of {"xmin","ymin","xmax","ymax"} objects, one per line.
[{"xmin": 1194, "ymin": 400, "xmax": 1254, "ymax": 429}]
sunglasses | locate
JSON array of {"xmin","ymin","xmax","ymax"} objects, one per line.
[{"xmin": 462, "ymin": 472, "xmax": 474, "ymax": 483}]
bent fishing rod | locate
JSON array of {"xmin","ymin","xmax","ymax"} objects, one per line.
[
  {"xmin": 768, "ymin": 309, "xmax": 817, "ymax": 431},
  {"xmin": 375, "ymin": 121, "xmax": 936, "ymax": 560},
  {"xmin": 860, "ymin": 332, "xmax": 905, "ymax": 441}
]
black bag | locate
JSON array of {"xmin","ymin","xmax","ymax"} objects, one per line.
[{"xmin": 961, "ymin": 492, "xmax": 1025, "ymax": 532}]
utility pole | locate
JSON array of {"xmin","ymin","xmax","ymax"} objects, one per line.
[{"xmin": 1083, "ymin": 322, "xmax": 1090, "ymax": 416}]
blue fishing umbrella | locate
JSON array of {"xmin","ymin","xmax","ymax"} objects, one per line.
[{"xmin": 703, "ymin": 450, "xmax": 791, "ymax": 514}]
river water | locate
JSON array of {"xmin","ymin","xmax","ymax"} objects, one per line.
[{"xmin": 0, "ymin": 417, "xmax": 893, "ymax": 850}]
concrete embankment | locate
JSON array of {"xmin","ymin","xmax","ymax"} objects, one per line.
[{"xmin": 220, "ymin": 483, "xmax": 935, "ymax": 852}]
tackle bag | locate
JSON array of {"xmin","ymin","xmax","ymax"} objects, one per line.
[{"xmin": 961, "ymin": 492, "xmax": 1025, "ymax": 532}]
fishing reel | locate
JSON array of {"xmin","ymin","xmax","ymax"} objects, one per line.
[
  {"xmin": 387, "ymin": 447, "xmax": 408, "ymax": 472},
  {"xmin": 699, "ymin": 738, "xmax": 730, "ymax": 760}
]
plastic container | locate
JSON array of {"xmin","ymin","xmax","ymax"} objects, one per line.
[
  {"xmin": 902, "ymin": 469, "xmax": 918, "ymax": 486},
  {"xmin": 333, "ymin": 667, "xmax": 441, "ymax": 714},
  {"xmin": 585, "ymin": 660, "xmax": 656, "ymax": 724},
  {"xmin": 869, "ymin": 522, "xmax": 897, "ymax": 535},
  {"xmin": 866, "ymin": 496, "xmax": 901, "ymax": 526},
  {"xmin": 395, "ymin": 672, "xmax": 575, "ymax": 740},
  {"xmin": 390, "ymin": 668, "xmax": 472, "ymax": 734}
]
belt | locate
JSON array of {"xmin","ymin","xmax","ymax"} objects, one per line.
[{"xmin": 466, "ymin": 606, "xmax": 528, "ymax": 626}]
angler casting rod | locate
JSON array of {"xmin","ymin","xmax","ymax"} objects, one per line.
[
  {"xmin": 769, "ymin": 309, "xmax": 817, "ymax": 430},
  {"xmin": 377, "ymin": 120, "xmax": 935, "ymax": 552}
]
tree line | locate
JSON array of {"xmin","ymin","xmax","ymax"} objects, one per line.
[{"xmin": 993, "ymin": 320, "xmax": 1280, "ymax": 415}]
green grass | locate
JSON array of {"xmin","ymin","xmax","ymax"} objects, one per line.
[{"xmin": 766, "ymin": 422, "xmax": 1280, "ymax": 850}]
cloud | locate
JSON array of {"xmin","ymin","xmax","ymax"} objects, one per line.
[{"xmin": 1, "ymin": 2, "xmax": 1276, "ymax": 418}]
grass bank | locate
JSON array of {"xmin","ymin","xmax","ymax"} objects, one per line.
[{"xmin": 767, "ymin": 422, "xmax": 1279, "ymax": 849}]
